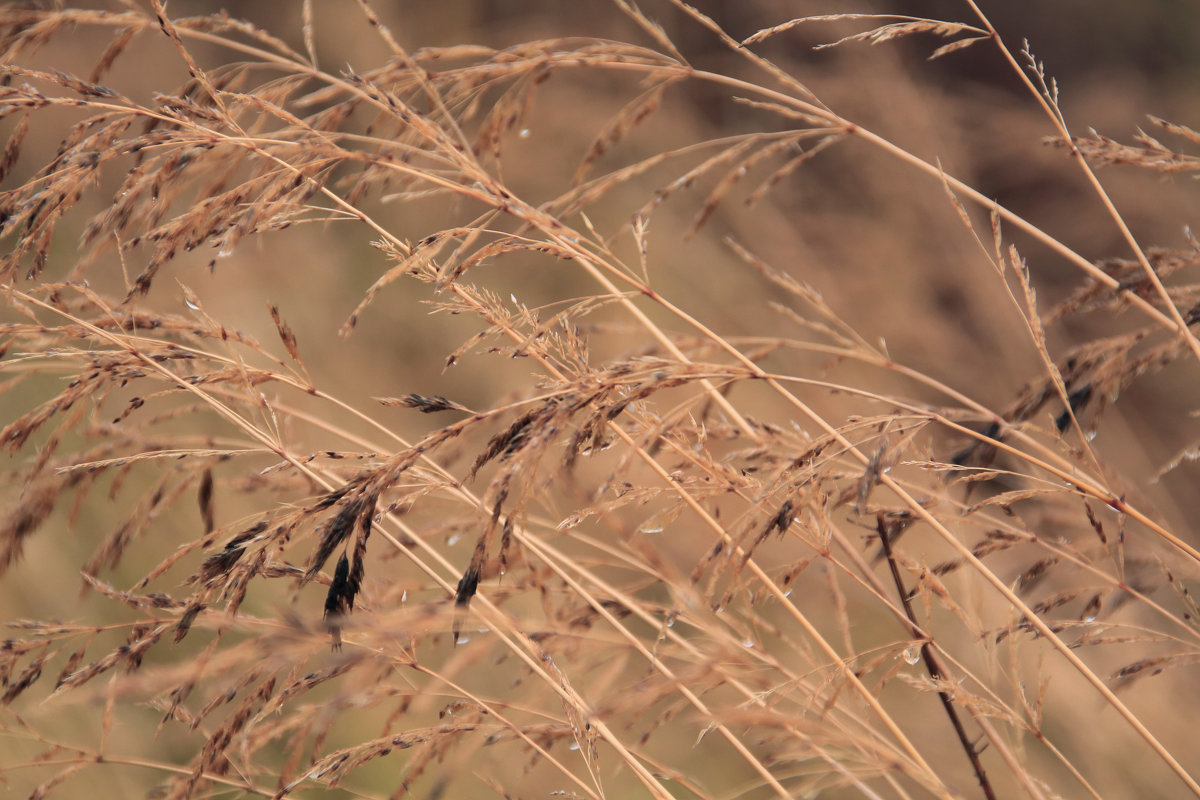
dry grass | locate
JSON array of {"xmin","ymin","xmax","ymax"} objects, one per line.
[{"xmin": 2, "ymin": 2, "xmax": 1200, "ymax": 798}]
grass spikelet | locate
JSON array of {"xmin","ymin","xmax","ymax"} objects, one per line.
[
  {"xmin": 302, "ymin": 499, "xmax": 362, "ymax": 585},
  {"xmin": 467, "ymin": 405, "xmax": 548, "ymax": 482},
  {"xmin": 573, "ymin": 77, "xmax": 679, "ymax": 186},
  {"xmin": 376, "ymin": 393, "xmax": 471, "ymax": 413}
]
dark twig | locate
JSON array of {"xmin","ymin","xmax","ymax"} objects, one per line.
[{"xmin": 876, "ymin": 513, "xmax": 997, "ymax": 800}]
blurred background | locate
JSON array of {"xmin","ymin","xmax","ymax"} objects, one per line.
[{"xmin": 3, "ymin": 1, "xmax": 1200, "ymax": 797}]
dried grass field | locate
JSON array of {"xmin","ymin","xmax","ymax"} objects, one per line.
[{"xmin": 2, "ymin": 2, "xmax": 1200, "ymax": 798}]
